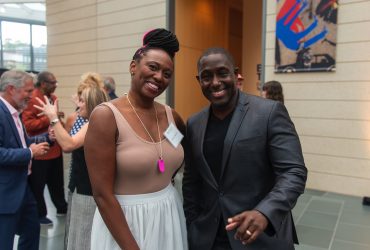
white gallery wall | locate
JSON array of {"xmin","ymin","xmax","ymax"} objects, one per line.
[
  {"xmin": 46, "ymin": 0, "xmax": 168, "ymax": 116},
  {"xmin": 264, "ymin": 0, "xmax": 370, "ymax": 196}
]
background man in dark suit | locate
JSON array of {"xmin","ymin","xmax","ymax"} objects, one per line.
[
  {"xmin": 0, "ymin": 70, "xmax": 50, "ymax": 250},
  {"xmin": 183, "ymin": 48, "xmax": 307, "ymax": 250}
]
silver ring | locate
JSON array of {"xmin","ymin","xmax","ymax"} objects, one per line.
[{"xmin": 246, "ymin": 230, "xmax": 252, "ymax": 236}]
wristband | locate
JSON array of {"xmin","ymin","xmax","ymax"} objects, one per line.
[{"xmin": 50, "ymin": 118, "xmax": 60, "ymax": 127}]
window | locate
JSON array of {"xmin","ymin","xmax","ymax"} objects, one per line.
[
  {"xmin": 32, "ymin": 24, "xmax": 47, "ymax": 72},
  {"xmin": 0, "ymin": 20, "xmax": 47, "ymax": 72}
]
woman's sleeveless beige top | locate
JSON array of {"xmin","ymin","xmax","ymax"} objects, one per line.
[{"xmin": 102, "ymin": 102, "xmax": 184, "ymax": 195}]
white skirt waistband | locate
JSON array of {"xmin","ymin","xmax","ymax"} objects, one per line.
[{"xmin": 114, "ymin": 183, "xmax": 175, "ymax": 206}]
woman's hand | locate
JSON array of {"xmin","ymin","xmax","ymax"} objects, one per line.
[{"xmin": 34, "ymin": 96, "xmax": 59, "ymax": 121}]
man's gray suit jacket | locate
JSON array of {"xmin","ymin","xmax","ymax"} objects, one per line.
[{"xmin": 183, "ymin": 92, "xmax": 307, "ymax": 250}]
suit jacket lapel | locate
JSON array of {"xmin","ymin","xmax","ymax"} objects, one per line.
[
  {"xmin": 0, "ymin": 100, "xmax": 23, "ymax": 147},
  {"xmin": 220, "ymin": 92, "xmax": 249, "ymax": 179},
  {"xmin": 195, "ymin": 107, "xmax": 218, "ymax": 190}
]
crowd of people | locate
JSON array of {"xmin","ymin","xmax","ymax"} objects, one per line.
[{"xmin": 0, "ymin": 28, "xmax": 307, "ymax": 250}]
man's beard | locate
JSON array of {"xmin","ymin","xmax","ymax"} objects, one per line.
[{"xmin": 17, "ymin": 99, "xmax": 28, "ymax": 111}]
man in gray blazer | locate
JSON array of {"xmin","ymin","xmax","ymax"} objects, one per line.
[{"xmin": 183, "ymin": 47, "xmax": 307, "ymax": 250}]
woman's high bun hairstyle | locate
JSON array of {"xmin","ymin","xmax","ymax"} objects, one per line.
[{"xmin": 133, "ymin": 28, "xmax": 179, "ymax": 61}]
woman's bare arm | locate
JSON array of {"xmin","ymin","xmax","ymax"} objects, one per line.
[{"xmin": 85, "ymin": 105, "xmax": 139, "ymax": 250}]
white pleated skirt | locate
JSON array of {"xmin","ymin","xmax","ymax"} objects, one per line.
[{"xmin": 90, "ymin": 184, "xmax": 188, "ymax": 250}]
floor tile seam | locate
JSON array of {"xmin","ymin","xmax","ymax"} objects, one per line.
[
  {"xmin": 342, "ymin": 207, "xmax": 370, "ymax": 213},
  {"xmin": 328, "ymin": 200, "xmax": 344, "ymax": 250},
  {"xmin": 341, "ymin": 209, "xmax": 370, "ymax": 215},
  {"xmin": 341, "ymin": 211, "xmax": 370, "ymax": 217},
  {"xmin": 322, "ymin": 192, "xmax": 363, "ymax": 202},
  {"xmin": 339, "ymin": 221, "xmax": 370, "ymax": 229},
  {"xmin": 334, "ymin": 238, "xmax": 370, "ymax": 247},
  {"xmin": 296, "ymin": 195, "xmax": 314, "ymax": 224},
  {"xmin": 310, "ymin": 196, "xmax": 344, "ymax": 204},
  {"xmin": 296, "ymin": 243, "xmax": 327, "ymax": 250},
  {"xmin": 297, "ymin": 223, "xmax": 334, "ymax": 232},
  {"xmin": 304, "ymin": 209, "xmax": 340, "ymax": 216},
  {"xmin": 296, "ymin": 222, "xmax": 335, "ymax": 232}
]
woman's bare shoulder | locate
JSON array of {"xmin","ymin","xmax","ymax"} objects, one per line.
[{"xmin": 170, "ymin": 108, "xmax": 185, "ymax": 134}]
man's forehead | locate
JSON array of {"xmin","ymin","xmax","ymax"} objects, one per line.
[
  {"xmin": 200, "ymin": 54, "xmax": 232, "ymax": 68},
  {"xmin": 24, "ymin": 79, "xmax": 34, "ymax": 88},
  {"xmin": 48, "ymin": 74, "xmax": 56, "ymax": 80}
]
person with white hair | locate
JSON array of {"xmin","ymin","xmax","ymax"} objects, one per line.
[{"xmin": 0, "ymin": 70, "xmax": 50, "ymax": 250}]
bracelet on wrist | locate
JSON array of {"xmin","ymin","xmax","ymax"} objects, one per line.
[{"xmin": 50, "ymin": 118, "xmax": 60, "ymax": 127}]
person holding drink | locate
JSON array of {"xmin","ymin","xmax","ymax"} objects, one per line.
[
  {"xmin": 34, "ymin": 72, "xmax": 108, "ymax": 250},
  {"xmin": 0, "ymin": 70, "xmax": 50, "ymax": 250}
]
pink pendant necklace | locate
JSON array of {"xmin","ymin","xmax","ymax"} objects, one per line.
[{"xmin": 126, "ymin": 94, "xmax": 165, "ymax": 173}]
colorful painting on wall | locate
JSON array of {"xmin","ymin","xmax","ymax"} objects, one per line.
[{"xmin": 275, "ymin": 0, "xmax": 338, "ymax": 73}]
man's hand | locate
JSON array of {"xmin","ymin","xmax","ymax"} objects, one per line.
[
  {"xmin": 30, "ymin": 142, "xmax": 50, "ymax": 157},
  {"xmin": 48, "ymin": 127, "xmax": 56, "ymax": 142},
  {"xmin": 225, "ymin": 210, "xmax": 268, "ymax": 245}
]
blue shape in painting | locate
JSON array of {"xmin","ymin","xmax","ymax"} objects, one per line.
[{"xmin": 276, "ymin": 0, "xmax": 328, "ymax": 51}]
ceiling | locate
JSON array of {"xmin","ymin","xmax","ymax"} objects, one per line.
[{"xmin": 0, "ymin": 1, "xmax": 45, "ymax": 23}]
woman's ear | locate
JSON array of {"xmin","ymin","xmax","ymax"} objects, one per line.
[{"xmin": 129, "ymin": 60, "xmax": 136, "ymax": 76}]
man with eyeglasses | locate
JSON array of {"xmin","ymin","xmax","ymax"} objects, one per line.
[{"xmin": 22, "ymin": 71, "xmax": 68, "ymax": 226}]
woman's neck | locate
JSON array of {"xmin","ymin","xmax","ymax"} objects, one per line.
[{"xmin": 126, "ymin": 91, "xmax": 154, "ymax": 110}]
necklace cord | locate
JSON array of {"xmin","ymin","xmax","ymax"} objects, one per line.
[{"xmin": 126, "ymin": 93, "xmax": 163, "ymax": 160}]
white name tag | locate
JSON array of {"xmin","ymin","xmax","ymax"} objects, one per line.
[{"xmin": 164, "ymin": 122, "xmax": 184, "ymax": 148}]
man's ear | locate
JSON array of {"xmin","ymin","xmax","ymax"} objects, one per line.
[{"xmin": 5, "ymin": 84, "xmax": 14, "ymax": 94}]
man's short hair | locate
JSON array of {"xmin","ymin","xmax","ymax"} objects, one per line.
[
  {"xmin": 35, "ymin": 71, "xmax": 53, "ymax": 87},
  {"xmin": 197, "ymin": 47, "xmax": 236, "ymax": 72}
]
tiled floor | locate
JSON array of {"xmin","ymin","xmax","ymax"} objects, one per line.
[
  {"xmin": 293, "ymin": 189, "xmax": 370, "ymax": 250},
  {"xmin": 13, "ymin": 189, "xmax": 66, "ymax": 250},
  {"xmin": 14, "ymin": 188, "xmax": 370, "ymax": 250}
]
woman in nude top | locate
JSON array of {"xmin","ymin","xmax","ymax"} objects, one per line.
[{"xmin": 85, "ymin": 29, "xmax": 187, "ymax": 250}]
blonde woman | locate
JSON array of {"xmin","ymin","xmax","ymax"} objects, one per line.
[{"xmin": 34, "ymin": 72, "xmax": 108, "ymax": 250}]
